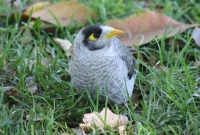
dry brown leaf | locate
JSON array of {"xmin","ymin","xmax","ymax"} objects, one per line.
[
  {"xmin": 118, "ymin": 126, "xmax": 127, "ymax": 135},
  {"xmin": 131, "ymin": 91, "xmax": 141, "ymax": 104},
  {"xmin": 80, "ymin": 108, "xmax": 128, "ymax": 134},
  {"xmin": 154, "ymin": 65, "xmax": 169, "ymax": 72},
  {"xmin": 25, "ymin": 1, "xmax": 97, "ymax": 26},
  {"xmin": 1, "ymin": 86, "xmax": 19, "ymax": 97},
  {"xmin": 23, "ymin": 1, "xmax": 53, "ymax": 15},
  {"xmin": 192, "ymin": 27, "xmax": 200, "ymax": 47},
  {"xmin": 83, "ymin": 108, "xmax": 128, "ymax": 127},
  {"xmin": 53, "ymin": 38, "xmax": 73, "ymax": 57},
  {"xmin": 106, "ymin": 10, "xmax": 197, "ymax": 47}
]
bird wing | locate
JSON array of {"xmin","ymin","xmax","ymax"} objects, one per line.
[
  {"xmin": 114, "ymin": 38, "xmax": 136, "ymax": 79},
  {"xmin": 121, "ymin": 53, "xmax": 136, "ymax": 79},
  {"xmin": 126, "ymin": 46, "xmax": 137, "ymax": 54}
]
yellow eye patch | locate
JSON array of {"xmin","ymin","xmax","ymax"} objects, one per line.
[{"xmin": 89, "ymin": 33, "xmax": 97, "ymax": 41}]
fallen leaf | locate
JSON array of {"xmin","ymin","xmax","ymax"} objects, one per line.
[
  {"xmin": 1, "ymin": 86, "xmax": 15, "ymax": 91},
  {"xmin": 118, "ymin": 126, "xmax": 127, "ymax": 135},
  {"xmin": 71, "ymin": 127, "xmax": 85, "ymax": 135},
  {"xmin": 25, "ymin": 76, "xmax": 34, "ymax": 83},
  {"xmin": 131, "ymin": 91, "xmax": 141, "ymax": 104},
  {"xmin": 80, "ymin": 108, "xmax": 128, "ymax": 134},
  {"xmin": 26, "ymin": 114, "xmax": 43, "ymax": 121},
  {"xmin": 83, "ymin": 108, "xmax": 128, "ymax": 127},
  {"xmin": 106, "ymin": 10, "xmax": 197, "ymax": 47},
  {"xmin": 59, "ymin": 133, "xmax": 72, "ymax": 135},
  {"xmin": 5, "ymin": 89, "xmax": 19, "ymax": 97},
  {"xmin": 53, "ymin": 38, "xmax": 73, "ymax": 57},
  {"xmin": 192, "ymin": 27, "xmax": 200, "ymax": 47},
  {"xmin": 24, "ymin": 58, "xmax": 46, "ymax": 71},
  {"xmin": 25, "ymin": 76, "xmax": 38, "ymax": 94},
  {"xmin": 23, "ymin": 1, "xmax": 53, "ymax": 15},
  {"xmin": 194, "ymin": 61, "xmax": 200, "ymax": 67},
  {"xmin": 1, "ymin": 86, "xmax": 19, "ymax": 97},
  {"xmin": 192, "ymin": 92, "xmax": 200, "ymax": 97},
  {"xmin": 154, "ymin": 64, "xmax": 169, "ymax": 72},
  {"xmin": 25, "ymin": 1, "xmax": 97, "ymax": 27}
]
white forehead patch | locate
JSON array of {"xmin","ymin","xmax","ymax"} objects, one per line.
[{"xmin": 100, "ymin": 25, "xmax": 114, "ymax": 33}]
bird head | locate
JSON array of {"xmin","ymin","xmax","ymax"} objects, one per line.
[{"xmin": 74, "ymin": 24, "xmax": 124, "ymax": 51}]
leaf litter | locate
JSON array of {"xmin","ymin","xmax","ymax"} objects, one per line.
[{"xmin": 79, "ymin": 108, "xmax": 129, "ymax": 135}]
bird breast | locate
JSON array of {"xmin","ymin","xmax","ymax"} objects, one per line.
[{"xmin": 69, "ymin": 53, "xmax": 128, "ymax": 91}]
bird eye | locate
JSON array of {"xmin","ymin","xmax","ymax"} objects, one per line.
[
  {"xmin": 89, "ymin": 33, "xmax": 100, "ymax": 41},
  {"xmin": 93, "ymin": 33, "xmax": 100, "ymax": 38}
]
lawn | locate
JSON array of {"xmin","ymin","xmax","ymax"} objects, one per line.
[{"xmin": 0, "ymin": 0, "xmax": 200, "ymax": 134}]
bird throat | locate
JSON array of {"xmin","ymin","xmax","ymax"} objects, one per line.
[{"xmin": 85, "ymin": 42, "xmax": 105, "ymax": 51}]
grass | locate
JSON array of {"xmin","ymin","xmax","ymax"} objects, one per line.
[{"xmin": 0, "ymin": 0, "xmax": 200, "ymax": 134}]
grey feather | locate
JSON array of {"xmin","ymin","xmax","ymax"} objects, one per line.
[
  {"xmin": 112, "ymin": 38, "xmax": 136, "ymax": 79},
  {"xmin": 68, "ymin": 25, "xmax": 137, "ymax": 104},
  {"xmin": 122, "ymin": 55, "xmax": 136, "ymax": 79}
]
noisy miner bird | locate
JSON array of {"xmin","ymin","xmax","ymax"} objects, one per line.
[{"xmin": 68, "ymin": 24, "xmax": 136, "ymax": 105}]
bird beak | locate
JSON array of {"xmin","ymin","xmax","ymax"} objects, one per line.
[{"xmin": 106, "ymin": 29, "xmax": 125, "ymax": 38}]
